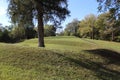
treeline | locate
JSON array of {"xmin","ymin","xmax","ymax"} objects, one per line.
[
  {"xmin": 1, "ymin": 12, "xmax": 120, "ymax": 42},
  {"xmin": 0, "ymin": 24, "xmax": 56, "ymax": 43},
  {"xmin": 62, "ymin": 12, "xmax": 120, "ymax": 42}
]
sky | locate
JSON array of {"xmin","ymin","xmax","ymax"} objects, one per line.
[
  {"xmin": 0, "ymin": 0, "xmax": 10, "ymax": 26},
  {"xmin": 0, "ymin": 0, "xmax": 99, "ymax": 28}
]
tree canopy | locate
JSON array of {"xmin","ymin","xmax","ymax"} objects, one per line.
[
  {"xmin": 79, "ymin": 14, "xmax": 97, "ymax": 39},
  {"xmin": 97, "ymin": 0, "xmax": 120, "ymax": 19},
  {"xmin": 64, "ymin": 19, "xmax": 79, "ymax": 36}
]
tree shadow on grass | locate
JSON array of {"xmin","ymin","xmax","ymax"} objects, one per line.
[
  {"xmin": 1, "ymin": 48, "xmax": 120, "ymax": 80},
  {"xmin": 56, "ymin": 52, "xmax": 120, "ymax": 80},
  {"xmin": 85, "ymin": 49, "xmax": 120, "ymax": 65}
]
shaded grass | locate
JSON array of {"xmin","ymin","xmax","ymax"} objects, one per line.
[
  {"xmin": 85, "ymin": 49, "xmax": 120, "ymax": 65},
  {"xmin": 0, "ymin": 36, "xmax": 120, "ymax": 80}
]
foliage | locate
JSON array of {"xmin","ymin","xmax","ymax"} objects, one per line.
[
  {"xmin": 44, "ymin": 25, "xmax": 56, "ymax": 37},
  {"xmin": 10, "ymin": 26, "xmax": 25, "ymax": 42},
  {"xmin": 58, "ymin": 0, "xmax": 120, "ymax": 42},
  {"xmin": 24, "ymin": 26, "xmax": 37, "ymax": 39},
  {"xmin": 97, "ymin": 0, "xmax": 120, "ymax": 38},
  {"xmin": 96, "ymin": 11, "xmax": 120, "ymax": 41},
  {"xmin": 0, "ymin": 23, "xmax": 37, "ymax": 43},
  {"xmin": 96, "ymin": 12, "xmax": 110, "ymax": 40},
  {"xmin": 0, "ymin": 25, "xmax": 11, "ymax": 42},
  {"xmin": 0, "ymin": 29, "xmax": 11, "ymax": 42},
  {"xmin": 78, "ymin": 14, "xmax": 97, "ymax": 39},
  {"xmin": 62, "ymin": 13, "xmax": 120, "ymax": 42},
  {"xmin": 97, "ymin": 0, "xmax": 120, "ymax": 18},
  {"xmin": 64, "ymin": 19, "xmax": 79, "ymax": 36},
  {"xmin": 97, "ymin": 0, "xmax": 120, "ymax": 41}
]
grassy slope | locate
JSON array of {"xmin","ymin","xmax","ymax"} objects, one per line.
[{"xmin": 0, "ymin": 36, "xmax": 120, "ymax": 80}]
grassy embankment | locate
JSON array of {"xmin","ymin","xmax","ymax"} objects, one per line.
[{"xmin": 0, "ymin": 36, "xmax": 120, "ymax": 80}]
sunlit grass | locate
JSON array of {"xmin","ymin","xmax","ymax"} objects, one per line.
[{"xmin": 0, "ymin": 36, "xmax": 120, "ymax": 80}]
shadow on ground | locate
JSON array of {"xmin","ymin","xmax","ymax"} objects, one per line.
[
  {"xmin": 85, "ymin": 49, "xmax": 120, "ymax": 65},
  {"xmin": 57, "ymin": 50, "xmax": 120, "ymax": 80},
  {"xmin": 1, "ymin": 48, "xmax": 120, "ymax": 80}
]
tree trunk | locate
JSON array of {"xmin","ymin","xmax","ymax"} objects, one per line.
[
  {"xmin": 90, "ymin": 26, "xmax": 94, "ymax": 39},
  {"xmin": 111, "ymin": 31, "xmax": 114, "ymax": 41},
  {"xmin": 37, "ymin": 3, "xmax": 45, "ymax": 47},
  {"xmin": 92, "ymin": 26, "xmax": 94, "ymax": 39}
]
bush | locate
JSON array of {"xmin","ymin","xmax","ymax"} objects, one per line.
[
  {"xmin": 44, "ymin": 25, "xmax": 56, "ymax": 37},
  {"xmin": 10, "ymin": 27, "xmax": 25, "ymax": 42}
]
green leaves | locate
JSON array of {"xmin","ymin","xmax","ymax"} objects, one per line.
[
  {"xmin": 97, "ymin": 0, "xmax": 120, "ymax": 19},
  {"xmin": 79, "ymin": 14, "xmax": 97, "ymax": 39},
  {"xmin": 7, "ymin": 0, "xmax": 70, "ymax": 27}
]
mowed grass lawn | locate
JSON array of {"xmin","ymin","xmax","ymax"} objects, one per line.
[{"xmin": 0, "ymin": 36, "xmax": 120, "ymax": 80}]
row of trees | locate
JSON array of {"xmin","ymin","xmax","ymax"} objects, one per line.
[
  {"xmin": 63, "ymin": 12, "xmax": 120, "ymax": 41},
  {"xmin": 0, "ymin": 24, "xmax": 56, "ymax": 43},
  {"xmin": 0, "ymin": 24, "xmax": 36, "ymax": 42}
]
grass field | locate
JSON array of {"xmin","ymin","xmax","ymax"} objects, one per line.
[{"xmin": 0, "ymin": 36, "xmax": 120, "ymax": 80}]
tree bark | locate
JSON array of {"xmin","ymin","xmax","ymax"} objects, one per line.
[
  {"xmin": 37, "ymin": 3, "xmax": 45, "ymax": 47},
  {"xmin": 111, "ymin": 31, "xmax": 114, "ymax": 41},
  {"xmin": 90, "ymin": 26, "xmax": 94, "ymax": 39}
]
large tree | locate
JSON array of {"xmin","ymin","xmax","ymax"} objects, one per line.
[
  {"xmin": 96, "ymin": 12, "xmax": 108, "ymax": 39},
  {"xmin": 97, "ymin": 0, "xmax": 120, "ymax": 41},
  {"xmin": 8, "ymin": 0, "xmax": 70, "ymax": 47},
  {"xmin": 79, "ymin": 14, "xmax": 97, "ymax": 39},
  {"xmin": 64, "ymin": 19, "xmax": 79, "ymax": 36}
]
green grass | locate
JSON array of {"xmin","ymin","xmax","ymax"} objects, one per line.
[{"xmin": 0, "ymin": 36, "xmax": 120, "ymax": 80}]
